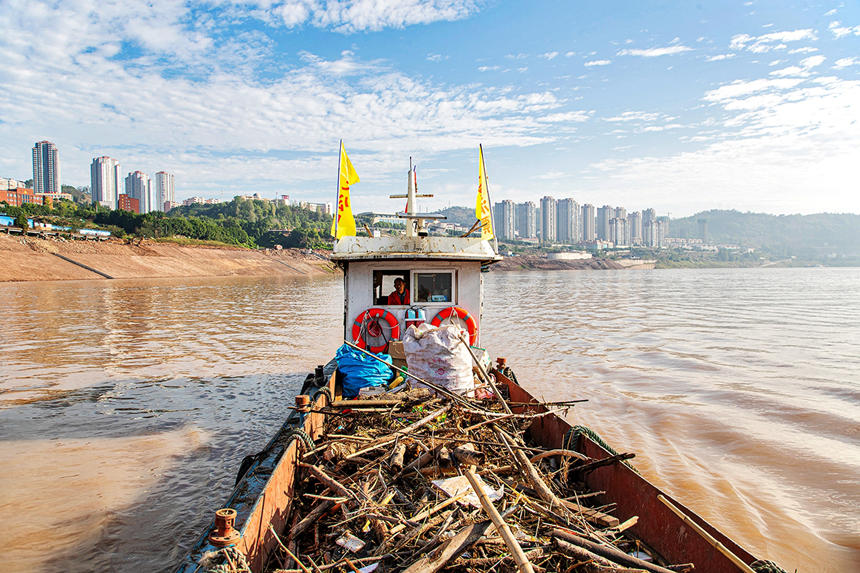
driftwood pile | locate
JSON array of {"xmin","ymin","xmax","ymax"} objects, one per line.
[{"xmin": 268, "ymin": 387, "xmax": 689, "ymax": 573}]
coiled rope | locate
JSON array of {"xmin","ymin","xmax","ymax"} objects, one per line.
[
  {"xmin": 750, "ymin": 559, "xmax": 790, "ymax": 573},
  {"xmin": 199, "ymin": 546, "xmax": 250, "ymax": 573}
]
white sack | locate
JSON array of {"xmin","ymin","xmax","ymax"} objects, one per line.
[{"xmin": 402, "ymin": 323, "xmax": 474, "ymax": 396}]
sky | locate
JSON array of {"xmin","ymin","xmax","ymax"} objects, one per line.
[{"xmin": 1, "ymin": 1, "xmax": 858, "ymax": 217}]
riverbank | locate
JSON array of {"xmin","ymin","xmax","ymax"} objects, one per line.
[
  {"xmin": 491, "ymin": 255, "xmax": 655, "ymax": 271},
  {"xmin": 0, "ymin": 234, "xmax": 335, "ymax": 282},
  {"xmin": 0, "ymin": 235, "xmax": 664, "ymax": 281}
]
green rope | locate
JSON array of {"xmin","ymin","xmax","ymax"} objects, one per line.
[
  {"xmin": 200, "ymin": 546, "xmax": 250, "ymax": 573},
  {"xmin": 569, "ymin": 425, "xmax": 638, "ymax": 473},
  {"xmin": 751, "ymin": 559, "xmax": 790, "ymax": 573}
]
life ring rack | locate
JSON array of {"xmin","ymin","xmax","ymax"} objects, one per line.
[
  {"xmin": 351, "ymin": 307, "xmax": 400, "ymax": 353},
  {"xmin": 430, "ymin": 306, "xmax": 478, "ymax": 346}
]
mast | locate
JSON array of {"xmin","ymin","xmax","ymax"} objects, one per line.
[{"xmin": 390, "ymin": 157, "xmax": 441, "ymax": 237}]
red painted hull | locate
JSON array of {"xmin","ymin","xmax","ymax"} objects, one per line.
[
  {"xmin": 179, "ymin": 370, "xmax": 759, "ymax": 572},
  {"xmin": 504, "ymin": 372, "xmax": 757, "ymax": 573}
]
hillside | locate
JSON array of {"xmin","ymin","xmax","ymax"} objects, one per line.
[{"xmin": 670, "ymin": 210, "xmax": 859, "ymax": 258}]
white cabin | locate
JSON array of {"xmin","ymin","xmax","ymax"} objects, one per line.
[
  {"xmin": 330, "ymin": 162, "xmax": 501, "ymax": 349},
  {"xmin": 331, "ymin": 235, "xmax": 500, "ymax": 347}
]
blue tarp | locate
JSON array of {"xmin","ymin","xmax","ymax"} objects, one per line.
[{"xmin": 335, "ymin": 344, "xmax": 394, "ymax": 398}]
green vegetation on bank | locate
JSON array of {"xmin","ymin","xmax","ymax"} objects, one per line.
[
  {"xmin": 3, "ymin": 197, "xmax": 857, "ymax": 265},
  {"xmin": 1, "ymin": 197, "xmax": 334, "ymax": 249}
]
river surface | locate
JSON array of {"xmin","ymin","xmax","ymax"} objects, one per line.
[{"xmin": 0, "ymin": 268, "xmax": 857, "ymax": 572}]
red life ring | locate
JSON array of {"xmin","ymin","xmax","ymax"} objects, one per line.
[
  {"xmin": 352, "ymin": 307, "xmax": 400, "ymax": 353},
  {"xmin": 430, "ymin": 306, "xmax": 478, "ymax": 345}
]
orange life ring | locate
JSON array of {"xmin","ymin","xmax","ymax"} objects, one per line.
[
  {"xmin": 430, "ymin": 306, "xmax": 478, "ymax": 345},
  {"xmin": 352, "ymin": 307, "xmax": 400, "ymax": 353}
]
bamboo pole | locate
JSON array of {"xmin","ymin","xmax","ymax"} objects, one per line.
[
  {"xmin": 657, "ymin": 495, "xmax": 756, "ymax": 573},
  {"xmin": 551, "ymin": 528, "xmax": 676, "ymax": 573},
  {"xmin": 458, "ymin": 333, "xmax": 511, "ymax": 414},
  {"xmin": 463, "ymin": 467, "xmax": 535, "ymax": 573}
]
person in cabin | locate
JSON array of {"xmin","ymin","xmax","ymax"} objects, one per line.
[{"xmin": 387, "ymin": 278, "xmax": 410, "ymax": 305}]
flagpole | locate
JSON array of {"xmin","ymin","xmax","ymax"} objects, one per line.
[
  {"xmin": 480, "ymin": 144, "xmax": 499, "ymax": 253},
  {"xmin": 334, "ymin": 139, "xmax": 343, "ymax": 238}
]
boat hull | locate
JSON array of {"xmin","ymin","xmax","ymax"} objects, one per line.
[{"xmin": 178, "ymin": 371, "xmax": 758, "ymax": 572}]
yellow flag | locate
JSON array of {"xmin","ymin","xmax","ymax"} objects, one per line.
[
  {"xmin": 331, "ymin": 141, "xmax": 360, "ymax": 239},
  {"xmin": 475, "ymin": 145, "xmax": 494, "ymax": 241}
]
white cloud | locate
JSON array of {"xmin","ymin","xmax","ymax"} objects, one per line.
[
  {"xmin": 707, "ymin": 54, "xmax": 735, "ymax": 61},
  {"xmin": 768, "ymin": 55, "xmax": 826, "ymax": 78},
  {"xmin": 617, "ymin": 45, "xmax": 692, "ymax": 57},
  {"xmin": 564, "ymin": 51, "xmax": 576, "ymax": 57},
  {"xmin": 605, "ymin": 111, "xmax": 661, "ymax": 122},
  {"xmin": 788, "ymin": 46, "xmax": 818, "ymax": 54},
  {"xmin": 0, "ymin": 0, "xmax": 582, "ymax": 203},
  {"xmin": 271, "ymin": 0, "xmax": 480, "ymax": 33},
  {"xmin": 477, "ymin": 65, "xmax": 500, "ymax": 72},
  {"xmin": 828, "ymin": 20, "xmax": 860, "ymax": 38},
  {"xmin": 592, "ymin": 74, "xmax": 860, "ymax": 214},
  {"xmin": 426, "ymin": 53, "xmax": 447, "ymax": 62},
  {"xmin": 584, "ymin": 59, "xmax": 611, "ymax": 67},
  {"xmin": 800, "ymin": 55, "xmax": 826, "ymax": 68},
  {"xmin": 833, "ymin": 57, "xmax": 858, "ymax": 69},
  {"xmin": 730, "ymin": 29, "xmax": 817, "ymax": 53},
  {"xmin": 536, "ymin": 111, "xmax": 592, "ymax": 123},
  {"xmin": 541, "ymin": 51, "xmax": 559, "ymax": 60}
]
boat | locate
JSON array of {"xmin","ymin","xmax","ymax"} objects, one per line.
[{"xmin": 176, "ymin": 151, "xmax": 784, "ymax": 573}]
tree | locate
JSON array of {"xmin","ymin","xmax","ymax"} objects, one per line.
[{"xmin": 15, "ymin": 212, "xmax": 29, "ymax": 230}]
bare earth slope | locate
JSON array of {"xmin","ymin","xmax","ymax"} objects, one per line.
[{"xmin": 0, "ymin": 235, "xmax": 335, "ymax": 282}]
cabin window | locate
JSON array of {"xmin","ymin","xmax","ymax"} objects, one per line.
[
  {"xmin": 415, "ymin": 272, "xmax": 454, "ymax": 303},
  {"xmin": 373, "ymin": 270, "xmax": 411, "ymax": 305}
]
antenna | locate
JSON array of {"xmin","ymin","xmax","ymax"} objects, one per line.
[{"xmin": 389, "ymin": 156, "xmax": 444, "ymax": 237}]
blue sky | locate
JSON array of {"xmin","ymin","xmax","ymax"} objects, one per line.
[{"xmin": 1, "ymin": 0, "xmax": 858, "ymax": 216}]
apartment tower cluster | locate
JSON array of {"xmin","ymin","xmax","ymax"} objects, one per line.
[
  {"xmin": 91, "ymin": 156, "xmax": 174, "ymax": 213},
  {"xmin": 494, "ymin": 197, "xmax": 668, "ymax": 248}
]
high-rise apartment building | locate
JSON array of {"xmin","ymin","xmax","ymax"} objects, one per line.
[
  {"xmin": 32, "ymin": 141, "xmax": 60, "ymax": 195},
  {"xmin": 609, "ymin": 217, "xmax": 628, "ymax": 246},
  {"xmin": 154, "ymin": 171, "xmax": 175, "ymax": 212},
  {"xmin": 657, "ymin": 215, "xmax": 670, "ymax": 238},
  {"xmin": 596, "ymin": 205, "xmax": 612, "ymax": 241},
  {"xmin": 557, "ymin": 198, "xmax": 580, "ymax": 244},
  {"xmin": 493, "ymin": 200, "xmax": 516, "ymax": 241},
  {"xmin": 515, "ymin": 201, "xmax": 537, "ymax": 239},
  {"xmin": 581, "ymin": 204, "xmax": 596, "ymax": 242},
  {"xmin": 642, "ymin": 208, "xmax": 656, "ymax": 230},
  {"xmin": 540, "ymin": 196, "xmax": 557, "ymax": 243},
  {"xmin": 90, "ymin": 156, "xmax": 122, "ymax": 209},
  {"xmin": 628, "ymin": 211, "xmax": 642, "ymax": 245},
  {"xmin": 698, "ymin": 218, "xmax": 708, "ymax": 243},
  {"xmin": 643, "ymin": 216, "xmax": 667, "ymax": 248},
  {"xmin": 125, "ymin": 171, "xmax": 153, "ymax": 213}
]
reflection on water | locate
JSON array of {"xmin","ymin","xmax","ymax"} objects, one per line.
[{"xmin": 0, "ymin": 269, "xmax": 857, "ymax": 572}]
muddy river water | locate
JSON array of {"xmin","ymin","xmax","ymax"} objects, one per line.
[{"xmin": 1, "ymin": 268, "xmax": 857, "ymax": 572}]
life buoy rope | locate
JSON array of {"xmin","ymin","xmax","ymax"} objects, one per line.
[
  {"xmin": 351, "ymin": 307, "xmax": 400, "ymax": 353},
  {"xmin": 430, "ymin": 306, "xmax": 478, "ymax": 345}
]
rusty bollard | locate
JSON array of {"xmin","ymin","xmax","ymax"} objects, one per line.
[
  {"xmin": 208, "ymin": 508, "xmax": 241, "ymax": 547},
  {"xmin": 295, "ymin": 394, "xmax": 311, "ymax": 424}
]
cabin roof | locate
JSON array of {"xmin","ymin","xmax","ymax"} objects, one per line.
[{"xmin": 331, "ymin": 235, "xmax": 502, "ymax": 263}]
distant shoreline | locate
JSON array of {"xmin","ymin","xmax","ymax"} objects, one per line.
[
  {"xmin": 4, "ymin": 234, "xmax": 848, "ymax": 283},
  {"xmin": 0, "ymin": 234, "xmax": 336, "ymax": 282}
]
